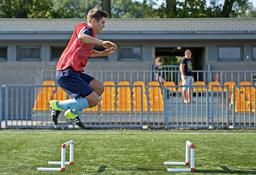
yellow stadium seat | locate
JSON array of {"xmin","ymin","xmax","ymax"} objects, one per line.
[
  {"xmin": 239, "ymin": 81, "xmax": 251, "ymax": 86},
  {"xmin": 246, "ymin": 87, "xmax": 256, "ymax": 101},
  {"xmin": 84, "ymin": 105, "xmax": 98, "ymax": 112},
  {"xmin": 251, "ymin": 98, "xmax": 256, "ymax": 112},
  {"xmin": 224, "ymin": 81, "xmax": 236, "ymax": 93},
  {"xmin": 33, "ymin": 80, "xmax": 55, "ymax": 111},
  {"xmin": 193, "ymin": 81, "xmax": 207, "ymax": 92},
  {"xmin": 104, "ymin": 81, "xmax": 115, "ymax": 86},
  {"xmin": 117, "ymin": 81, "xmax": 131, "ymax": 112},
  {"xmin": 178, "ymin": 81, "xmax": 183, "ymax": 93},
  {"xmin": 133, "ymin": 81, "xmax": 148, "ymax": 112},
  {"xmin": 133, "ymin": 81, "xmax": 145, "ymax": 87},
  {"xmin": 163, "ymin": 81, "xmax": 176, "ymax": 92},
  {"xmin": 148, "ymin": 81, "xmax": 163, "ymax": 112},
  {"xmin": 208, "ymin": 81, "xmax": 222, "ymax": 92},
  {"xmin": 234, "ymin": 88, "xmax": 250, "ymax": 112},
  {"xmin": 240, "ymin": 86, "xmax": 255, "ymax": 112},
  {"xmin": 239, "ymin": 81, "xmax": 251, "ymax": 97},
  {"xmin": 52, "ymin": 87, "xmax": 67, "ymax": 100},
  {"xmin": 118, "ymin": 81, "xmax": 130, "ymax": 86},
  {"xmin": 101, "ymin": 81, "xmax": 115, "ymax": 112},
  {"xmin": 248, "ymin": 88, "xmax": 256, "ymax": 112}
]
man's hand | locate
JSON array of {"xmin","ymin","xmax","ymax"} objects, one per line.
[
  {"xmin": 181, "ymin": 75, "xmax": 187, "ymax": 80},
  {"xmin": 90, "ymin": 47, "xmax": 116, "ymax": 57},
  {"xmin": 102, "ymin": 47, "xmax": 116, "ymax": 56},
  {"xmin": 102, "ymin": 41, "xmax": 117, "ymax": 51}
]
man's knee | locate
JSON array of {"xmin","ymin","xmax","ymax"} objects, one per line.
[
  {"xmin": 89, "ymin": 80, "xmax": 104, "ymax": 96},
  {"xmin": 89, "ymin": 98, "xmax": 99, "ymax": 107},
  {"xmin": 86, "ymin": 92, "xmax": 99, "ymax": 107},
  {"xmin": 97, "ymin": 83, "xmax": 104, "ymax": 96}
]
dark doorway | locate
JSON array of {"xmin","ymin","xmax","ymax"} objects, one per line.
[{"xmin": 155, "ymin": 47, "xmax": 205, "ymax": 81}]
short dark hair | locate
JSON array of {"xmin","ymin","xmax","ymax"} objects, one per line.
[{"xmin": 87, "ymin": 7, "xmax": 108, "ymax": 22}]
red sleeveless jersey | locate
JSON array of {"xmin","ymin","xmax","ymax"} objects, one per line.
[{"xmin": 56, "ymin": 22, "xmax": 96, "ymax": 72}]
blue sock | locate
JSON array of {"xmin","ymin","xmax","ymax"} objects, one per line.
[
  {"xmin": 71, "ymin": 108, "xmax": 83, "ymax": 115},
  {"xmin": 57, "ymin": 97, "xmax": 89, "ymax": 110}
]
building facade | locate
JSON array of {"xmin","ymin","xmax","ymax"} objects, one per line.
[{"xmin": 0, "ymin": 18, "xmax": 256, "ymax": 84}]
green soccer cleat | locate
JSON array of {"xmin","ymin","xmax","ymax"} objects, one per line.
[
  {"xmin": 64, "ymin": 109, "xmax": 85, "ymax": 129},
  {"xmin": 49, "ymin": 100, "xmax": 62, "ymax": 125},
  {"xmin": 49, "ymin": 100, "xmax": 62, "ymax": 111}
]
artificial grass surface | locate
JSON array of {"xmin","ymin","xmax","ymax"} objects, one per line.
[{"xmin": 0, "ymin": 130, "xmax": 255, "ymax": 175}]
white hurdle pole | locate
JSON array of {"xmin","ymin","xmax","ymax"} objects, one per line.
[
  {"xmin": 164, "ymin": 140, "xmax": 196, "ymax": 173},
  {"xmin": 190, "ymin": 143, "xmax": 196, "ymax": 172},
  {"xmin": 185, "ymin": 140, "xmax": 190, "ymax": 165},
  {"xmin": 37, "ymin": 140, "xmax": 74, "ymax": 172}
]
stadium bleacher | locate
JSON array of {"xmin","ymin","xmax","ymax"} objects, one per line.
[{"xmin": 33, "ymin": 79, "xmax": 256, "ymax": 113}]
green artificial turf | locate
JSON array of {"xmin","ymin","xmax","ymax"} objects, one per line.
[{"xmin": 0, "ymin": 130, "xmax": 255, "ymax": 175}]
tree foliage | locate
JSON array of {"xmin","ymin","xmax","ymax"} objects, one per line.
[
  {"xmin": 0, "ymin": 0, "xmax": 255, "ymax": 18},
  {"xmin": 0, "ymin": 0, "xmax": 54, "ymax": 18},
  {"xmin": 112, "ymin": 0, "xmax": 158, "ymax": 18}
]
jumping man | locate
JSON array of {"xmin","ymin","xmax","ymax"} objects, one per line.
[{"xmin": 50, "ymin": 7, "xmax": 117, "ymax": 129}]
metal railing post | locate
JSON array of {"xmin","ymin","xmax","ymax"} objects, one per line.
[
  {"xmin": 225, "ymin": 86, "xmax": 230, "ymax": 128},
  {"xmin": 0, "ymin": 85, "xmax": 2, "ymax": 128}
]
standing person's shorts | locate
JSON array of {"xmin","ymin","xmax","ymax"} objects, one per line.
[
  {"xmin": 56, "ymin": 67, "xmax": 94, "ymax": 98},
  {"xmin": 182, "ymin": 76, "xmax": 194, "ymax": 91}
]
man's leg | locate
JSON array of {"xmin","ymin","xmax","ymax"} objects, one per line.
[
  {"xmin": 64, "ymin": 108, "xmax": 84, "ymax": 129},
  {"xmin": 51, "ymin": 93, "xmax": 99, "ymax": 128},
  {"xmin": 50, "ymin": 97, "xmax": 89, "ymax": 128},
  {"xmin": 50, "ymin": 101, "xmax": 62, "ymax": 125},
  {"xmin": 63, "ymin": 92, "xmax": 99, "ymax": 128},
  {"xmin": 187, "ymin": 76, "xmax": 194, "ymax": 103},
  {"xmin": 88, "ymin": 79, "xmax": 104, "ymax": 96},
  {"xmin": 182, "ymin": 79, "xmax": 188, "ymax": 103},
  {"xmin": 88, "ymin": 79, "xmax": 104, "ymax": 114},
  {"xmin": 187, "ymin": 89, "xmax": 192, "ymax": 103},
  {"xmin": 50, "ymin": 69, "xmax": 94, "ymax": 128},
  {"xmin": 182, "ymin": 90, "xmax": 187, "ymax": 103}
]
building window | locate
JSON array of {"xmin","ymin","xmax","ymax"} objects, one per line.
[
  {"xmin": 50, "ymin": 46, "xmax": 65, "ymax": 61},
  {"xmin": 253, "ymin": 47, "xmax": 256, "ymax": 61},
  {"xmin": 0, "ymin": 46, "xmax": 7, "ymax": 61},
  {"xmin": 118, "ymin": 46, "xmax": 142, "ymax": 60},
  {"xmin": 17, "ymin": 46, "xmax": 41, "ymax": 61},
  {"xmin": 218, "ymin": 46, "xmax": 242, "ymax": 61}
]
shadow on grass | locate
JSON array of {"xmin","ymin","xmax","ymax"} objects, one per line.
[
  {"xmin": 97, "ymin": 164, "xmax": 108, "ymax": 173},
  {"xmin": 197, "ymin": 166, "xmax": 256, "ymax": 174},
  {"xmin": 119, "ymin": 167, "xmax": 162, "ymax": 172}
]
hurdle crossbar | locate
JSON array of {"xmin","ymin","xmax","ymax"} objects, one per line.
[
  {"xmin": 37, "ymin": 140, "xmax": 75, "ymax": 172},
  {"xmin": 164, "ymin": 140, "xmax": 196, "ymax": 173}
]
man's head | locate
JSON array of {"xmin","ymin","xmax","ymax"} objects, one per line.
[
  {"xmin": 155, "ymin": 57, "xmax": 163, "ymax": 66},
  {"xmin": 87, "ymin": 8, "xmax": 108, "ymax": 33},
  {"xmin": 185, "ymin": 49, "xmax": 192, "ymax": 59}
]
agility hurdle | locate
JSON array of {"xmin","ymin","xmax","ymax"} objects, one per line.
[
  {"xmin": 37, "ymin": 140, "xmax": 75, "ymax": 172},
  {"xmin": 164, "ymin": 140, "xmax": 196, "ymax": 173}
]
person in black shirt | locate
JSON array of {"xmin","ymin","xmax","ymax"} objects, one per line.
[{"xmin": 180, "ymin": 50, "xmax": 194, "ymax": 103}]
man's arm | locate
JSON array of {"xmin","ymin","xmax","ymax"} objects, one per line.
[
  {"xmin": 90, "ymin": 48, "xmax": 115, "ymax": 57},
  {"xmin": 180, "ymin": 63, "xmax": 186, "ymax": 79},
  {"xmin": 78, "ymin": 33, "xmax": 103, "ymax": 45},
  {"xmin": 77, "ymin": 33, "xmax": 117, "ymax": 50}
]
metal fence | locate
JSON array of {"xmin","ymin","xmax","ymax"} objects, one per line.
[
  {"xmin": 41, "ymin": 69, "xmax": 256, "ymax": 85},
  {"xmin": 0, "ymin": 84, "xmax": 255, "ymax": 129}
]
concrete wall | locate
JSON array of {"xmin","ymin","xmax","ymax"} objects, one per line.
[
  {"xmin": 0, "ymin": 61, "xmax": 153, "ymax": 84},
  {"xmin": 207, "ymin": 40, "xmax": 256, "ymax": 70},
  {"xmin": 1, "ymin": 40, "xmax": 256, "ymax": 84},
  {"xmin": 0, "ymin": 40, "xmax": 155, "ymax": 84}
]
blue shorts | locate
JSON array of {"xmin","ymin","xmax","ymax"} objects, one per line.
[
  {"xmin": 56, "ymin": 68, "xmax": 94, "ymax": 98},
  {"xmin": 182, "ymin": 76, "xmax": 194, "ymax": 91}
]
